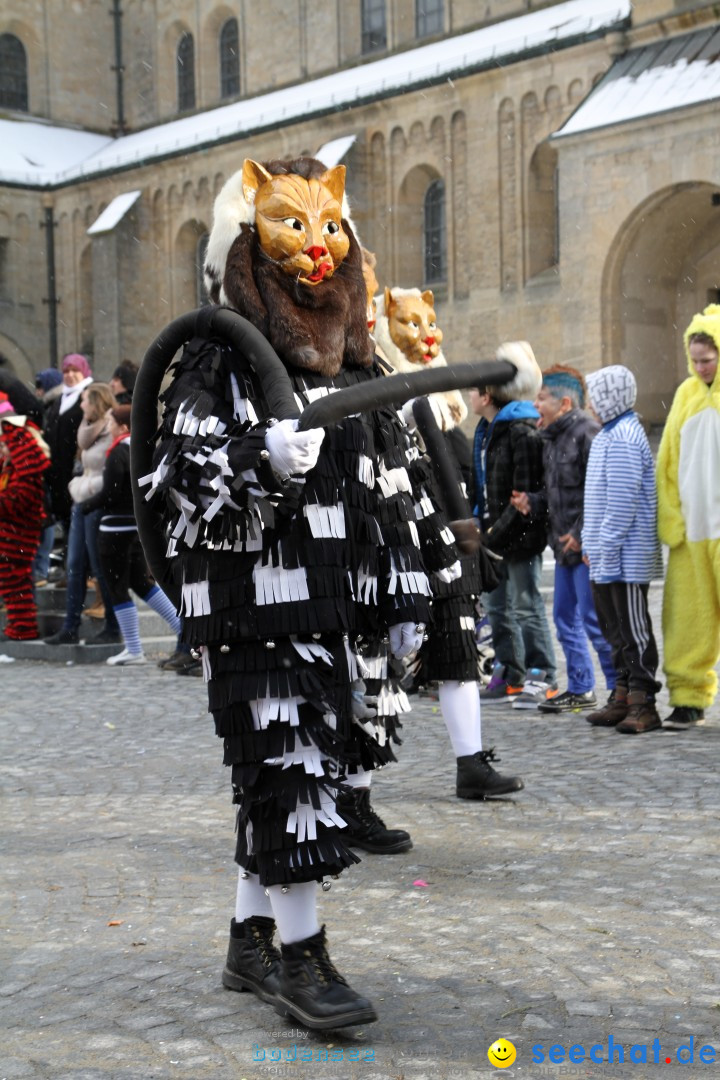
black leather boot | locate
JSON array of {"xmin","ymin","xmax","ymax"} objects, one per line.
[
  {"xmin": 456, "ymin": 748, "xmax": 524, "ymax": 799},
  {"xmin": 222, "ymin": 916, "xmax": 282, "ymax": 1004},
  {"xmin": 274, "ymin": 925, "xmax": 378, "ymax": 1030},
  {"xmin": 336, "ymin": 787, "xmax": 412, "ymax": 853}
]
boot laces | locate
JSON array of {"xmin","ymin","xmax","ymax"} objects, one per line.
[
  {"xmin": 305, "ymin": 945, "xmax": 348, "ymax": 987},
  {"xmin": 249, "ymin": 921, "xmax": 281, "ymax": 967},
  {"xmin": 358, "ymin": 801, "xmax": 386, "ymax": 831},
  {"xmin": 352, "ymin": 789, "xmax": 387, "ymax": 831},
  {"xmin": 476, "ymin": 748, "xmax": 500, "ymax": 766}
]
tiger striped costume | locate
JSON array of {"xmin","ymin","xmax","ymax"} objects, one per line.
[{"xmin": 0, "ymin": 406, "xmax": 51, "ymax": 640}]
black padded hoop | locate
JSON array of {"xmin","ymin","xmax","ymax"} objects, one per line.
[
  {"xmin": 130, "ymin": 305, "xmax": 515, "ymax": 603},
  {"xmin": 131, "ymin": 307, "xmax": 299, "ymax": 604}
]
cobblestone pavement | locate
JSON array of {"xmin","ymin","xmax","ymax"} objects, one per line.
[{"xmin": 2, "ymin": 574, "xmax": 719, "ymax": 1080}]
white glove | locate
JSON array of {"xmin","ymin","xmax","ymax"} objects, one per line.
[
  {"xmin": 350, "ymin": 679, "xmax": 378, "ymax": 720},
  {"xmin": 264, "ymin": 418, "xmax": 325, "ymax": 480},
  {"xmin": 435, "ymin": 560, "xmax": 462, "ymax": 584},
  {"xmin": 389, "ymin": 621, "xmax": 426, "ymax": 659},
  {"xmin": 401, "ymin": 399, "xmax": 418, "ymax": 431}
]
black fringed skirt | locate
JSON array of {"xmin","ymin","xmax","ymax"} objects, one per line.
[{"xmin": 205, "ymin": 631, "xmax": 410, "ymax": 886}]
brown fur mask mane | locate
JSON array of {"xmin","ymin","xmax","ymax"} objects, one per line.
[{"xmin": 219, "ymin": 157, "xmax": 372, "ymax": 378}]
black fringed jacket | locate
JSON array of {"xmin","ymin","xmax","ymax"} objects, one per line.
[{"xmin": 142, "ymin": 335, "xmax": 457, "ymax": 647}]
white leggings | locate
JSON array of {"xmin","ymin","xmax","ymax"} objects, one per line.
[
  {"xmin": 234, "ymin": 870, "xmax": 320, "ymax": 945},
  {"xmin": 438, "ymin": 680, "xmax": 482, "ymax": 758}
]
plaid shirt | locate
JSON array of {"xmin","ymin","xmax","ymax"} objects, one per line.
[{"xmin": 472, "ymin": 410, "xmax": 547, "ymax": 561}]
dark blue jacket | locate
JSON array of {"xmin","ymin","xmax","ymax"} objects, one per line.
[{"xmin": 529, "ymin": 408, "xmax": 599, "ymax": 566}]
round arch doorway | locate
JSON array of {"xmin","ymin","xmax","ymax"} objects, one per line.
[
  {"xmin": 0, "ymin": 332, "xmax": 34, "ymax": 386},
  {"xmin": 602, "ymin": 181, "xmax": 720, "ymax": 426}
]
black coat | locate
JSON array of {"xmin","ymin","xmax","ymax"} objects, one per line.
[
  {"xmin": 471, "ymin": 414, "xmax": 547, "ymax": 562},
  {"xmin": 43, "ymin": 394, "xmax": 84, "ymax": 526},
  {"xmin": 81, "ymin": 439, "xmax": 135, "ymax": 521},
  {"xmin": 0, "ymin": 371, "xmax": 43, "ymax": 427}
]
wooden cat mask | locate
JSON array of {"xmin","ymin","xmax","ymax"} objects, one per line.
[
  {"xmin": 361, "ymin": 247, "xmax": 379, "ymax": 330},
  {"xmin": 205, "ymin": 156, "xmax": 372, "ymax": 377},
  {"xmin": 241, "ymin": 159, "xmax": 350, "ymax": 287},
  {"xmin": 385, "ymin": 287, "xmax": 444, "ymax": 366},
  {"xmin": 374, "ymin": 286, "xmax": 467, "ymax": 429}
]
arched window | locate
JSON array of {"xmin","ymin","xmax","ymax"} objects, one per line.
[
  {"xmin": 219, "ymin": 18, "xmax": 240, "ymax": 98},
  {"xmin": 79, "ymin": 245, "xmax": 94, "ymax": 355},
  {"xmin": 527, "ymin": 142, "xmax": 559, "ymax": 278},
  {"xmin": 196, "ymin": 233, "xmax": 209, "ymax": 306},
  {"xmin": 0, "ymin": 34, "xmax": 28, "ymax": 112},
  {"xmin": 416, "ymin": 0, "xmax": 444, "ymax": 38},
  {"xmin": 177, "ymin": 32, "xmax": 196, "ymax": 112},
  {"xmin": 361, "ymin": 0, "xmax": 386, "ymax": 54},
  {"xmin": 424, "ymin": 179, "xmax": 446, "ymax": 284}
]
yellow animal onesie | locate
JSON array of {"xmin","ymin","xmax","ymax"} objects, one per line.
[{"xmin": 656, "ymin": 304, "xmax": 720, "ymax": 708}]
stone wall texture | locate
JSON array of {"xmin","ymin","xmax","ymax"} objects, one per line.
[{"xmin": 1, "ymin": 0, "xmax": 718, "ymax": 421}]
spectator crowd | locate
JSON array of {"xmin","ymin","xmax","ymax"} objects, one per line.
[
  {"xmin": 0, "ymin": 356, "xmax": 194, "ymax": 673},
  {"xmin": 1, "ymin": 300, "xmax": 719, "ymax": 734}
]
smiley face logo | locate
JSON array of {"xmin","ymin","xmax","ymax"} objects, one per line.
[{"xmin": 488, "ymin": 1039, "xmax": 517, "ymax": 1068}]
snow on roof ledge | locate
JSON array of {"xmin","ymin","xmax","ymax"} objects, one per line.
[
  {"xmin": 555, "ymin": 26, "xmax": 720, "ymax": 137},
  {"xmin": 1, "ymin": 0, "xmax": 631, "ymax": 188},
  {"xmin": 87, "ymin": 190, "xmax": 142, "ymax": 235}
]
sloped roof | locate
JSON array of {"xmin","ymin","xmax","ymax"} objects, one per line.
[
  {"xmin": 2, "ymin": 119, "xmax": 110, "ymax": 186},
  {"xmin": 556, "ymin": 23, "xmax": 720, "ymax": 136},
  {"xmin": 87, "ymin": 190, "xmax": 142, "ymax": 235},
  {"xmin": 1, "ymin": 0, "xmax": 630, "ymax": 188}
]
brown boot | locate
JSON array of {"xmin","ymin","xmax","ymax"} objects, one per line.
[
  {"xmin": 586, "ymin": 687, "xmax": 628, "ymax": 727},
  {"xmin": 616, "ymin": 691, "xmax": 662, "ymax": 734},
  {"xmin": 83, "ymin": 582, "xmax": 105, "ymax": 620}
]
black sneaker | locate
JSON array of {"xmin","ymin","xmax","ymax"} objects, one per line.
[
  {"xmin": 44, "ymin": 628, "xmax": 79, "ymax": 645},
  {"xmin": 663, "ymin": 706, "xmax": 705, "ymax": 731},
  {"xmin": 539, "ymin": 690, "xmax": 597, "ymax": 714}
]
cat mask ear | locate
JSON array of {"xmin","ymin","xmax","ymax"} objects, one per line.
[
  {"xmin": 384, "ymin": 286, "xmax": 394, "ymax": 315},
  {"xmin": 319, "ymin": 165, "xmax": 346, "ymax": 206},
  {"xmin": 421, "ymin": 289, "xmax": 435, "ymax": 308},
  {"xmin": 242, "ymin": 159, "xmax": 273, "ymax": 205}
]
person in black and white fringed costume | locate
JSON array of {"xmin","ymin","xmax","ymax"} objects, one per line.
[
  {"xmin": 374, "ymin": 286, "xmax": 525, "ymax": 801},
  {"xmin": 139, "ymin": 157, "xmax": 459, "ymax": 1030}
]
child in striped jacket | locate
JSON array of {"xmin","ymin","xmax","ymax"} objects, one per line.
[{"xmin": 582, "ymin": 366, "xmax": 664, "ymax": 734}]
